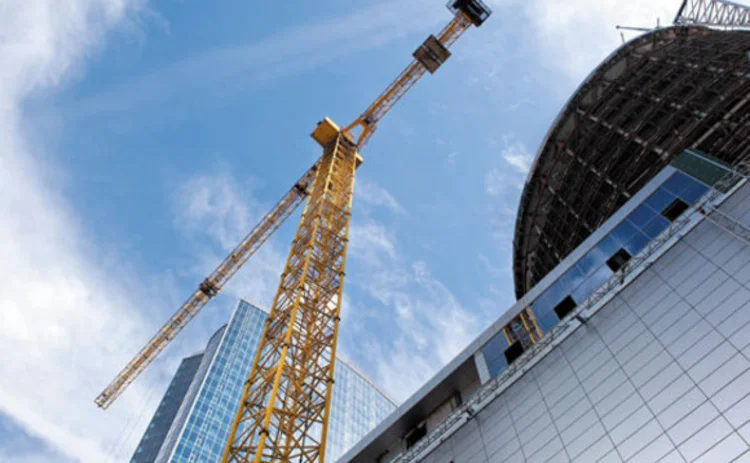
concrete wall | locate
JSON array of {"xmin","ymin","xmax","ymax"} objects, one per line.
[{"xmin": 421, "ymin": 185, "xmax": 750, "ymax": 463}]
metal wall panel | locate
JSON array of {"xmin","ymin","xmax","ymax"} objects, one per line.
[{"xmin": 417, "ymin": 187, "xmax": 750, "ymax": 462}]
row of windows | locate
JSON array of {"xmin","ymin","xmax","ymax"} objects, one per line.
[{"xmin": 482, "ymin": 171, "xmax": 710, "ymax": 379}]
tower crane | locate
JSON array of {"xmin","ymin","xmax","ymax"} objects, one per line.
[{"xmin": 96, "ymin": 1, "xmax": 491, "ymax": 461}]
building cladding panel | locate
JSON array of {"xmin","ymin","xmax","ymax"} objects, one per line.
[
  {"xmin": 341, "ymin": 159, "xmax": 750, "ymax": 462},
  {"xmin": 420, "ymin": 187, "xmax": 750, "ymax": 463},
  {"xmin": 132, "ymin": 299, "xmax": 396, "ymax": 463},
  {"xmin": 513, "ymin": 25, "xmax": 750, "ymax": 297}
]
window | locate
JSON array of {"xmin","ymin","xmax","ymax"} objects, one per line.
[
  {"xmin": 606, "ymin": 248, "xmax": 631, "ymax": 272},
  {"xmin": 504, "ymin": 341, "xmax": 525, "ymax": 365},
  {"xmin": 661, "ymin": 197, "xmax": 690, "ymax": 222},
  {"xmin": 553, "ymin": 295, "xmax": 577, "ymax": 320},
  {"xmin": 405, "ymin": 422, "xmax": 427, "ymax": 449}
]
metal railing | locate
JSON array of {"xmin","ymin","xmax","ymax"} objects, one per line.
[{"xmin": 394, "ymin": 158, "xmax": 750, "ymax": 463}]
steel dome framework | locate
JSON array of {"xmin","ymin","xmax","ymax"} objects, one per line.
[{"xmin": 513, "ymin": 24, "xmax": 750, "ymax": 297}]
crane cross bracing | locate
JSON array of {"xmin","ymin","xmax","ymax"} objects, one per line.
[
  {"xmin": 96, "ymin": 1, "xmax": 491, "ymax": 462},
  {"xmin": 223, "ymin": 3, "xmax": 489, "ymax": 461},
  {"xmin": 674, "ymin": 0, "xmax": 750, "ymax": 28}
]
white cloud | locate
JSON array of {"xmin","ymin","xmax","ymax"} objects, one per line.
[
  {"xmin": 502, "ymin": 141, "xmax": 533, "ymax": 174},
  {"xmin": 171, "ymin": 168, "xmax": 287, "ymax": 311},
  {"xmin": 355, "ymin": 178, "xmax": 406, "ymax": 216},
  {"xmin": 515, "ymin": 0, "xmax": 684, "ymax": 82},
  {"xmin": 344, "ymin": 220, "xmax": 481, "ymax": 401},
  {"xmin": 348, "ymin": 221, "xmax": 397, "ymax": 265},
  {"xmin": 0, "ymin": 1, "xmax": 192, "ymax": 462}
]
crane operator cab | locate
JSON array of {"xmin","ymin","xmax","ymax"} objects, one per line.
[{"xmin": 448, "ymin": 0, "xmax": 492, "ymax": 26}]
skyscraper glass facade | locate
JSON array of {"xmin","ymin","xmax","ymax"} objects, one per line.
[
  {"xmin": 131, "ymin": 354, "xmax": 202, "ymax": 463},
  {"xmin": 327, "ymin": 360, "xmax": 397, "ymax": 461},
  {"xmin": 132, "ymin": 299, "xmax": 396, "ymax": 463},
  {"xmin": 168, "ymin": 300, "xmax": 266, "ymax": 462},
  {"xmin": 155, "ymin": 326, "xmax": 226, "ymax": 462}
]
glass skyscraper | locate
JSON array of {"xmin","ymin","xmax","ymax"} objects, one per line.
[
  {"xmin": 131, "ymin": 353, "xmax": 203, "ymax": 463},
  {"xmin": 131, "ymin": 299, "xmax": 396, "ymax": 463}
]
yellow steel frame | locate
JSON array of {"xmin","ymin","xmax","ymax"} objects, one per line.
[
  {"xmin": 94, "ymin": 166, "xmax": 317, "ymax": 409},
  {"xmin": 222, "ymin": 134, "xmax": 358, "ymax": 463},
  {"xmin": 342, "ymin": 13, "xmax": 471, "ymax": 148},
  {"xmin": 502, "ymin": 308, "xmax": 543, "ymax": 349}
]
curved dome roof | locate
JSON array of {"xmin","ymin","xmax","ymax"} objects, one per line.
[{"xmin": 513, "ymin": 25, "xmax": 750, "ymax": 297}]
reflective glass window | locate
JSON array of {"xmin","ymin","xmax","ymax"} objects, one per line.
[
  {"xmin": 642, "ymin": 215, "xmax": 669, "ymax": 238},
  {"xmin": 482, "ymin": 332, "xmax": 509, "ymax": 364},
  {"xmin": 487, "ymin": 355, "xmax": 508, "ymax": 378},
  {"xmin": 535, "ymin": 310, "xmax": 559, "ymax": 334},
  {"xmin": 624, "ymin": 231, "xmax": 650, "ymax": 255},
  {"xmin": 661, "ymin": 171, "xmax": 693, "ymax": 196},
  {"xmin": 628, "ymin": 203, "xmax": 657, "ymax": 230},
  {"xmin": 558, "ymin": 264, "xmax": 584, "ymax": 291},
  {"xmin": 680, "ymin": 180, "xmax": 709, "ymax": 204},
  {"xmin": 577, "ymin": 235, "xmax": 619, "ymax": 277},
  {"xmin": 609, "ymin": 219, "xmax": 639, "ymax": 246},
  {"xmin": 572, "ymin": 265, "xmax": 612, "ymax": 302},
  {"xmin": 645, "ymin": 187, "xmax": 677, "ymax": 212}
]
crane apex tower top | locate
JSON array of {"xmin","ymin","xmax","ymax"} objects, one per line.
[{"xmin": 311, "ymin": 117, "xmax": 344, "ymax": 147}]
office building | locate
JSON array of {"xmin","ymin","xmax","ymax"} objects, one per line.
[{"xmin": 131, "ymin": 300, "xmax": 396, "ymax": 463}]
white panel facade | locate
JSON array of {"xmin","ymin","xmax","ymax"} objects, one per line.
[{"xmin": 419, "ymin": 185, "xmax": 750, "ymax": 462}]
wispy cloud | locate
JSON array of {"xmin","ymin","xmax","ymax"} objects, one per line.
[
  {"xmin": 0, "ymin": 1, "xmax": 189, "ymax": 462},
  {"xmin": 354, "ymin": 178, "xmax": 406, "ymax": 216},
  {"xmin": 352, "ymin": 256, "xmax": 481, "ymax": 401},
  {"xmin": 171, "ymin": 167, "xmax": 287, "ymax": 311},
  {"xmin": 65, "ymin": 0, "xmax": 445, "ymax": 126},
  {"xmin": 502, "ymin": 141, "xmax": 533, "ymax": 174},
  {"xmin": 342, "ymin": 184, "xmax": 482, "ymax": 399}
]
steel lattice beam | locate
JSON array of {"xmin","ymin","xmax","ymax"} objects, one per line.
[
  {"xmin": 513, "ymin": 26, "xmax": 750, "ymax": 298},
  {"xmin": 222, "ymin": 134, "xmax": 358, "ymax": 463},
  {"xmin": 675, "ymin": 0, "xmax": 750, "ymax": 28}
]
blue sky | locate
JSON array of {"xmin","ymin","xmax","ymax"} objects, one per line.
[{"xmin": 0, "ymin": 0, "xmax": 693, "ymax": 461}]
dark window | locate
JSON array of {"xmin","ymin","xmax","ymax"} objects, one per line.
[
  {"xmin": 405, "ymin": 423, "xmax": 427, "ymax": 449},
  {"xmin": 645, "ymin": 187, "xmax": 677, "ymax": 212},
  {"xmin": 661, "ymin": 198, "xmax": 690, "ymax": 222},
  {"xmin": 504, "ymin": 341, "xmax": 524, "ymax": 365},
  {"xmin": 606, "ymin": 248, "xmax": 632, "ymax": 272},
  {"xmin": 553, "ymin": 295, "xmax": 577, "ymax": 320}
]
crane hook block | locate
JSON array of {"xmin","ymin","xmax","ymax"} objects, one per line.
[
  {"xmin": 414, "ymin": 35, "xmax": 452, "ymax": 74},
  {"xmin": 447, "ymin": 0, "xmax": 492, "ymax": 26}
]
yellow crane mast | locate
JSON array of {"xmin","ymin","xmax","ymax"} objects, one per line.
[
  {"xmin": 223, "ymin": 3, "xmax": 490, "ymax": 461},
  {"xmin": 96, "ymin": 1, "xmax": 491, "ymax": 461}
]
